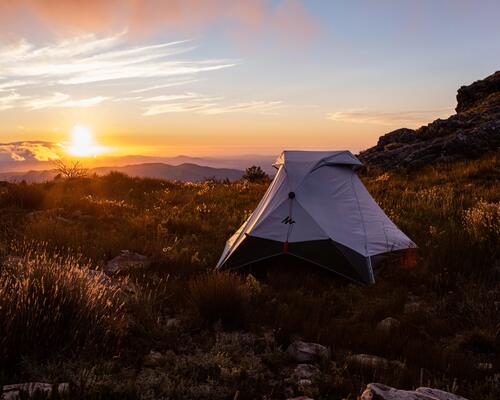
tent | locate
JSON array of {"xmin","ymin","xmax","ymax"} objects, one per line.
[{"xmin": 216, "ymin": 150, "xmax": 416, "ymax": 284}]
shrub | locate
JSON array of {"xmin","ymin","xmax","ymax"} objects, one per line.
[
  {"xmin": 462, "ymin": 200, "xmax": 500, "ymax": 243},
  {"xmin": 189, "ymin": 270, "xmax": 251, "ymax": 329},
  {"xmin": 0, "ymin": 244, "xmax": 126, "ymax": 367},
  {"xmin": 242, "ymin": 166, "xmax": 269, "ymax": 183},
  {"xmin": 0, "ymin": 182, "xmax": 45, "ymax": 210}
]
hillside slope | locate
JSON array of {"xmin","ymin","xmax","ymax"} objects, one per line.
[
  {"xmin": 359, "ymin": 71, "xmax": 500, "ymax": 170},
  {"xmin": 0, "ymin": 162, "xmax": 244, "ymax": 183}
]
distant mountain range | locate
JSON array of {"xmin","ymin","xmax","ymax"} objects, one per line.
[{"xmin": 0, "ymin": 162, "xmax": 246, "ymax": 183}]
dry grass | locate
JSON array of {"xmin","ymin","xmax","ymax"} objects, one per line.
[
  {"xmin": 0, "ymin": 244, "xmax": 126, "ymax": 368},
  {"xmin": 0, "ymin": 153, "xmax": 498, "ymax": 399}
]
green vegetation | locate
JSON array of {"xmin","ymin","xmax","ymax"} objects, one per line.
[{"xmin": 0, "ymin": 154, "xmax": 498, "ymax": 399}]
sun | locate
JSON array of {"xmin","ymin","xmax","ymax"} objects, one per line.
[{"xmin": 67, "ymin": 125, "xmax": 105, "ymax": 157}]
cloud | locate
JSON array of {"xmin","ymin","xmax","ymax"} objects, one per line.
[
  {"xmin": 0, "ymin": 33, "xmax": 236, "ymax": 113},
  {"xmin": 0, "ymin": 80, "xmax": 32, "ymax": 91},
  {"xmin": 0, "ymin": 1, "xmax": 319, "ymax": 47},
  {"xmin": 130, "ymin": 79, "xmax": 199, "ymax": 93},
  {"xmin": 326, "ymin": 108, "xmax": 454, "ymax": 126},
  {"xmin": 0, "ymin": 141, "xmax": 62, "ymax": 163},
  {"xmin": 0, "ymin": 92, "xmax": 25, "ymax": 111},
  {"xmin": 201, "ymin": 100, "xmax": 283, "ymax": 115},
  {"xmin": 24, "ymin": 93, "xmax": 108, "ymax": 110},
  {"xmin": 142, "ymin": 93, "xmax": 282, "ymax": 116},
  {"xmin": 0, "ymin": 34, "xmax": 235, "ymax": 86}
]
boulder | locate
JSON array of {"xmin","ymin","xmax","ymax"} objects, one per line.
[
  {"xmin": 105, "ymin": 250, "xmax": 149, "ymax": 275},
  {"xmin": 287, "ymin": 341, "xmax": 329, "ymax": 363},
  {"xmin": 293, "ymin": 364, "xmax": 320, "ymax": 380},
  {"xmin": 376, "ymin": 317, "xmax": 401, "ymax": 334},
  {"xmin": 2, "ymin": 382, "xmax": 69, "ymax": 400},
  {"xmin": 360, "ymin": 383, "xmax": 469, "ymax": 400},
  {"xmin": 347, "ymin": 354, "xmax": 405, "ymax": 370},
  {"xmin": 286, "ymin": 397, "xmax": 314, "ymax": 400},
  {"xmin": 143, "ymin": 350, "xmax": 163, "ymax": 368}
]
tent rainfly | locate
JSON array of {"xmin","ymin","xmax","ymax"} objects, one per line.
[{"xmin": 216, "ymin": 150, "xmax": 416, "ymax": 284}]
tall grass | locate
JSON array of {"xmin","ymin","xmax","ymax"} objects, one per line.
[{"xmin": 0, "ymin": 244, "xmax": 126, "ymax": 367}]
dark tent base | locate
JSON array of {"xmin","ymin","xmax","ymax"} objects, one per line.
[{"xmin": 219, "ymin": 236, "xmax": 377, "ymax": 284}]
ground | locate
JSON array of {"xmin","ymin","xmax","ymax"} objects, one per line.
[{"xmin": 0, "ymin": 154, "xmax": 498, "ymax": 399}]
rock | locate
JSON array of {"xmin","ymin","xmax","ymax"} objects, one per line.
[
  {"xmin": 415, "ymin": 387, "xmax": 469, "ymax": 400},
  {"xmin": 84, "ymin": 269, "xmax": 113, "ymax": 286},
  {"xmin": 358, "ymin": 70, "xmax": 500, "ymax": 171},
  {"xmin": 166, "ymin": 318, "xmax": 181, "ymax": 328},
  {"xmin": 293, "ymin": 364, "xmax": 320, "ymax": 380},
  {"xmin": 376, "ymin": 317, "xmax": 401, "ymax": 334},
  {"xmin": 143, "ymin": 350, "xmax": 163, "ymax": 367},
  {"xmin": 2, "ymin": 382, "xmax": 69, "ymax": 400},
  {"xmin": 360, "ymin": 383, "xmax": 469, "ymax": 400},
  {"xmin": 347, "ymin": 354, "xmax": 405, "ymax": 370},
  {"xmin": 105, "ymin": 250, "xmax": 149, "ymax": 275},
  {"xmin": 287, "ymin": 341, "xmax": 329, "ymax": 363},
  {"xmin": 286, "ymin": 397, "xmax": 315, "ymax": 400},
  {"xmin": 404, "ymin": 302, "xmax": 423, "ymax": 314}
]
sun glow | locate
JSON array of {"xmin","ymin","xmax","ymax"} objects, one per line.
[{"xmin": 67, "ymin": 125, "xmax": 106, "ymax": 157}]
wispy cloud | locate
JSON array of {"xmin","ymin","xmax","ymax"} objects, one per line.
[
  {"xmin": 0, "ymin": 80, "xmax": 32, "ymax": 91},
  {"xmin": 0, "ymin": 92, "xmax": 24, "ymax": 111},
  {"xmin": 326, "ymin": 108, "xmax": 454, "ymax": 126},
  {"xmin": 0, "ymin": 33, "xmax": 237, "ymax": 114},
  {"xmin": 25, "ymin": 93, "xmax": 108, "ymax": 110},
  {"xmin": 0, "ymin": 33, "xmax": 235, "ymax": 86},
  {"xmin": 201, "ymin": 100, "xmax": 283, "ymax": 115},
  {"xmin": 130, "ymin": 79, "xmax": 199, "ymax": 94},
  {"xmin": 142, "ymin": 93, "xmax": 282, "ymax": 116}
]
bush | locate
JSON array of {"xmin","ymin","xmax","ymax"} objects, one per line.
[
  {"xmin": 0, "ymin": 244, "xmax": 126, "ymax": 367},
  {"xmin": 189, "ymin": 270, "xmax": 251, "ymax": 329},
  {"xmin": 243, "ymin": 166, "xmax": 269, "ymax": 183}
]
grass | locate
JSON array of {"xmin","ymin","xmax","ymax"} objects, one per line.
[{"xmin": 0, "ymin": 154, "xmax": 498, "ymax": 399}]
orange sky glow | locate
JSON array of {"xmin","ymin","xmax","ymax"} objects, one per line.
[{"xmin": 0, "ymin": 0, "xmax": 499, "ymax": 165}]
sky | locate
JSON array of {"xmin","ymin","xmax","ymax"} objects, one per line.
[{"xmin": 0, "ymin": 0, "xmax": 499, "ymax": 162}]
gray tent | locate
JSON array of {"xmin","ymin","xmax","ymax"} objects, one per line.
[{"xmin": 216, "ymin": 150, "xmax": 415, "ymax": 284}]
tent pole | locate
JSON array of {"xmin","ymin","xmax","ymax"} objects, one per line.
[{"xmin": 367, "ymin": 256, "xmax": 375, "ymax": 284}]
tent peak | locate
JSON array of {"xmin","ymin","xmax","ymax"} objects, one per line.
[{"xmin": 273, "ymin": 150, "xmax": 363, "ymax": 169}]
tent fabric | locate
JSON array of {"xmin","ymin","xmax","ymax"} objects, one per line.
[{"xmin": 216, "ymin": 150, "xmax": 416, "ymax": 284}]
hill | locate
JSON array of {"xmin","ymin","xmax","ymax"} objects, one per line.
[
  {"xmin": 0, "ymin": 162, "xmax": 244, "ymax": 183},
  {"xmin": 359, "ymin": 71, "xmax": 500, "ymax": 170}
]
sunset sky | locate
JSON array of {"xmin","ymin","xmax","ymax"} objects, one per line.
[{"xmin": 0, "ymin": 0, "xmax": 499, "ymax": 161}]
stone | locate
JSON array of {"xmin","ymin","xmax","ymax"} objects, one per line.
[
  {"xmin": 293, "ymin": 364, "xmax": 320, "ymax": 380},
  {"xmin": 360, "ymin": 383, "xmax": 469, "ymax": 400},
  {"xmin": 347, "ymin": 354, "xmax": 405, "ymax": 370},
  {"xmin": 404, "ymin": 302, "xmax": 423, "ymax": 314},
  {"xmin": 286, "ymin": 397, "xmax": 314, "ymax": 400},
  {"xmin": 415, "ymin": 387, "xmax": 469, "ymax": 400},
  {"xmin": 143, "ymin": 350, "xmax": 163, "ymax": 367},
  {"xmin": 287, "ymin": 341, "xmax": 329, "ymax": 363},
  {"xmin": 105, "ymin": 250, "xmax": 150, "ymax": 275},
  {"xmin": 376, "ymin": 317, "xmax": 401, "ymax": 334},
  {"xmin": 2, "ymin": 382, "xmax": 69, "ymax": 400},
  {"xmin": 166, "ymin": 318, "xmax": 181, "ymax": 328}
]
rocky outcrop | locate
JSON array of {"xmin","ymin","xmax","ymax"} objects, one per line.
[
  {"xmin": 359, "ymin": 71, "xmax": 500, "ymax": 170},
  {"xmin": 360, "ymin": 383, "xmax": 469, "ymax": 400}
]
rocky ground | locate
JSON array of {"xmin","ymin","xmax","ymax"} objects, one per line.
[{"xmin": 359, "ymin": 71, "xmax": 500, "ymax": 170}]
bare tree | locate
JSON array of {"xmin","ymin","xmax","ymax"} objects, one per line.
[{"xmin": 53, "ymin": 159, "xmax": 88, "ymax": 179}]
